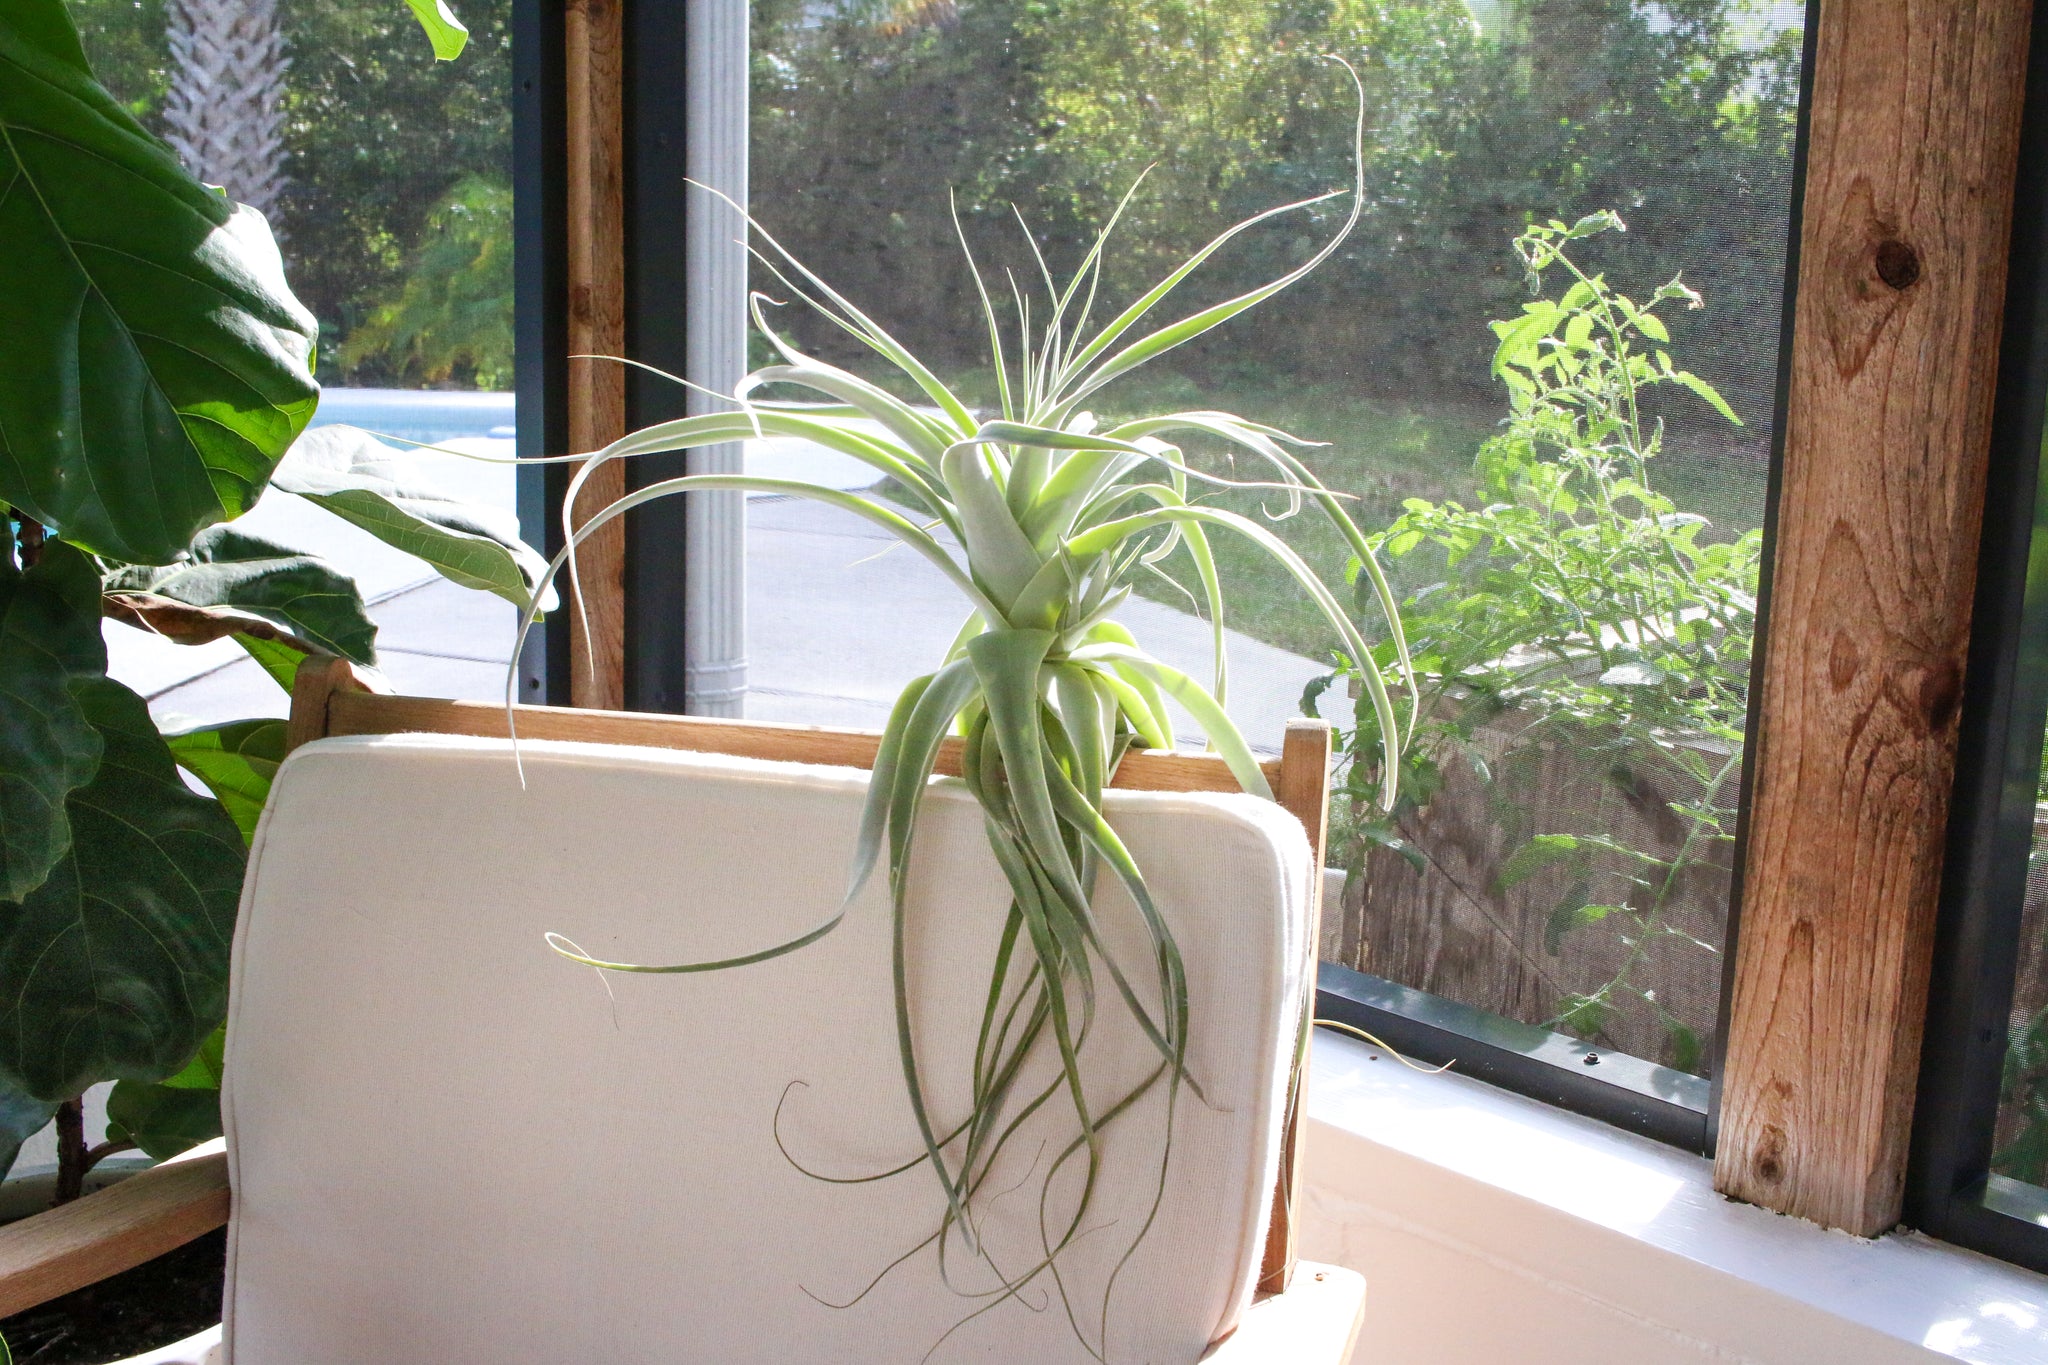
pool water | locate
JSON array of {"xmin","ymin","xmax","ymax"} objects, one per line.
[{"xmin": 311, "ymin": 387, "xmax": 514, "ymax": 445}]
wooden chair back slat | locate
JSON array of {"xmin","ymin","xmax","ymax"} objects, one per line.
[
  {"xmin": 288, "ymin": 657, "xmax": 1330, "ymax": 1295},
  {"xmin": 321, "ymin": 687, "xmax": 1289, "ymax": 796}
]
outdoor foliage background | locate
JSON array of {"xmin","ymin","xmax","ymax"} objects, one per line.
[
  {"xmin": 749, "ymin": 0, "xmax": 1800, "ymax": 444},
  {"xmin": 54, "ymin": 0, "xmax": 1815, "ymax": 1080},
  {"xmin": 69, "ymin": 0, "xmax": 515, "ymax": 385},
  {"xmin": 67, "ymin": 0, "xmax": 1801, "ymax": 430}
]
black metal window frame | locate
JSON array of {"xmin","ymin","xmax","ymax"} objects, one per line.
[
  {"xmin": 513, "ymin": 0, "xmax": 695, "ymax": 710},
  {"xmin": 512, "ymin": 0, "xmax": 567, "ymax": 707},
  {"xmin": 1315, "ymin": 965, "xmax": 1716, "ymax": 1149},
  {"xmin": 1904, "ymin": 9, "xmax": 2048, "ymax": 1276}
]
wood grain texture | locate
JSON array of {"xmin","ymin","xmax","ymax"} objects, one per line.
[
  {"xmin": 1198, "ymin": 1262, "xmax": 1366, "ymax": 1364},
  {"xmin": 286, "ymin": 654, "xmax": 389, "ymax": 755},
  {"xmin": 1261, "ymin": 720, "xmax": 1332, "ymax": 1293},
  {"xmin": 564, "ymin": 0, "xmax": 626, "ymax": 710},
  {"xmin": 321, "ymin": 689, "xmax": 1294, "ymax": 795},
  {"xmin": 0, "ymin": 1153, "xmax": 229, "ymax": 1318},
  {"xmin": 1714, "ymin": 0, "xmax": 2034, "ymax": 1234}
]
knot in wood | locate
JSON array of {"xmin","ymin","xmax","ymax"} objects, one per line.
[
  {"xmin": 1828, "ymin": 627, "xmax": 1861, "ymax": 692},
  {"xmin": 1874, "ymin": 239, "xmax": 1922, "ymax": 291},
  {"xmin": 1755, "ymin": 1123, "xmax": 1788, "ymax": 1185},
  {"xmin": 1917, "ymin": 657, "xmax": 1964, "ymax": 734}
]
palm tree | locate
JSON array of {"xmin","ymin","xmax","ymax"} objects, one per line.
[{"xmin": 162, "ymin": 0, "xmax": 290, "ymax": 218}]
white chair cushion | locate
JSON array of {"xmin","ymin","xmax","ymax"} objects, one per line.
[{"xmin": 221, "ymin": 733, "xmax": 1312, "ymax": 1363}]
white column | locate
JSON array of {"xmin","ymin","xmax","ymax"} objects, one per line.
[{"xmin": 683, "ymin": 0, "xmax": 748, "ymax": 716}]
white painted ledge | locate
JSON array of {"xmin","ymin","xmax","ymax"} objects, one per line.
[{"xmin": 1299, "ymin": 1031, "xmax": 2048, "ymax": 1364}]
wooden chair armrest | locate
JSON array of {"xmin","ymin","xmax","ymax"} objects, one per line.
[
  {"xmin": 1200, "ymin": 1261, "xmax": 1366, "ymax": 1364},
  {"xmin": 0, "ymin": 1145, "xmax": 230, "ymax": 1318}
]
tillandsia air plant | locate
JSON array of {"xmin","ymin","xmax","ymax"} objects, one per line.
[{"xmin": 522, "ymin": 61, "xmax": 1410, "ymax": 1354}]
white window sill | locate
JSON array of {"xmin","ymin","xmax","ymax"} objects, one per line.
[{"xmin": 1300, "ymin": 1031, "xmax": 2048, "ymax": 1365}]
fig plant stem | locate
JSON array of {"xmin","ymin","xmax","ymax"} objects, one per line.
[{"xmin": 52, "ymin": 1097, "xmax": 84, "ymax": 1206}]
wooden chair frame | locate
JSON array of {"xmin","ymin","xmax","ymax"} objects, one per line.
[{"xmin": 0, "ymin": 656, "xmax": 1356, "ymax": 1360}]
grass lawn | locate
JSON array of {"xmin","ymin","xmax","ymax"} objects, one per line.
[
  {"xmin": 833, "ymin": 354, "xmax": 1773, "ymax": 672},
  {"xmin": 1088, "ymin": 370, "xmax": 1773, "ymax": 666}
]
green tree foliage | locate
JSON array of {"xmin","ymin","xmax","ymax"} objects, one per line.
[
  {"xmin": 1998, "ymin": 988, "xmax": 2048, "ymax": 1184},
  {"xmin": 274, "ymin": 0, "xmax": 508, "ymax": 375},
  {"xmin": 341, "ymin": 174, "xmax": 513, "ymax": 388},
  {"xmin": 1026, "ymin": 0, "xmax": 1475, "ymax": 316},
  {"xmin": 748, "ymin": 0, "xmax": 1066, "ymax": 378},
  {"xmin": 752, "ymin": 0, "xmax": 1800, "ymax": 436},
  {"xmin": 1320, "ymin": 216, "xmax": 1758, "ymax": 1071},
  {"xmin": 63, "ymin": 0, "xmax": 169, "ymax": 120},
  {"xmin": 71, "ymin": 0, "xmax": 1793, "ymax": 414},
  {"xmin": 67, "ymin": 0, "xmax": 511, "ymax": 381}
]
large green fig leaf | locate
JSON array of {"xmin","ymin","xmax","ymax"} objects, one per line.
[
  {"xmin": 106, "ymin": 1078, "xmax": 223, "ymax": 1161},
  {"xmin": 0, "ymin": 1080, "xmax": 56, "ymax": 1180},
  {"xmin": 273, "ymin": 425, "xmax": 551, "ymax": 610},
  {"xmin": 106, "ymin": 1026, "xmax": 225, "ymax": 1160},
  {"xmin": 165, "ymin": 718, "xmax": 287, "ymax": 843},
  {"xmin": 104, "ymin": 527, "xmax": 377, "ymax": 665},
  {"xmin": 0, "ymin": 0, "xmax": 319, "ymax": 565},
  {"xmin": 0, "ymin": 677, "xmax": 246, "ymax": 1101},
  {"xmin": 0, "ymin": 541, "xmax": 106, "ymax": 902},
  {"xmin": 234, "ymin": 632, "xmax": 306, "ymax": 693}
]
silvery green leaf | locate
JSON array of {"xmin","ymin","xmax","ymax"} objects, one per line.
[
  {"xmin": 105, "ymin": 526, "xmax": 377, "ymax": 664},
  {"xmin": 273, "ymin": 425, "xmax": 552, "ymax": 611}
]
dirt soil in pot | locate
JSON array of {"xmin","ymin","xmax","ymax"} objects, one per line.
[{"xmin": 0, "ymin": 1229, "xmax": 223, "ymax": 1364}]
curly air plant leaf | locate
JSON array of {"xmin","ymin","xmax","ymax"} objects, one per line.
[
  {"xmin": 527, "ymin": 60, "xmax": 1411, "ymax": 1355},
  {"xmin": 404, "ymin": 0, "xmax": 469, "ymax": 61}
]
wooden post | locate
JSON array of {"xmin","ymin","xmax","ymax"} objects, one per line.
[
  {"xmin": 564, "ymin": 0, "xmax": 627, "ymax": 710},
  {"xmin": 0, "ymin": 1152, "xmax": 230, "ymax": 1319},
  {"xmin": 1262, "ymin": 719, "xmax": 1333, "ymax": 1293},
  {"xmin": 1714, "ymin": 0, "xmax": 2035, "ymax": 1234},
  {"xmin": 286, "ymin": 655, "xmax": 389, "ymax": 755}
]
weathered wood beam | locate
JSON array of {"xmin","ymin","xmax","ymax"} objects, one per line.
[
  {"xmin": 1261, "ymin": 719, "xmax": 1334, "ymax": 1294},
  {"xmin": 1715, "ymin": 0, "xmax": 2035, "ymax": 1234},
  {"xmin": 0, "ymin": 1152, "xmax": 229, "ymax": 1319},
  {"xmin": 564, "ymin": 0, "xmax": 626, "ymax": 709}
]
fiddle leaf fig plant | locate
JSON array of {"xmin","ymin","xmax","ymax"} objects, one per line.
[
  {"xmin": 274, "ymin": 424, "xmax": 548, "ymax": 608},
  {"xmin": 0, "ymin": 0, "xmax": 319, "ymax": 566},
  {"xmin": 0, "ymin": 539, "xmax": 106, "ymax": 904},
  {"xmin": 535, "ymin": 61, "xmax": 1410, "ymax": 1350},
  {"xmin": 0, "ymin": 0, "xmax": 535, "ymax": 1203},
  {"xmin": 0, "ymin": 653, "xmax": 247, "ymax": 1104}
]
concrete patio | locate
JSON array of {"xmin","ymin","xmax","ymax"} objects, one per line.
[{"xmin": 114, "ymin": 395, "xmax": 1332, "ymax": 755}]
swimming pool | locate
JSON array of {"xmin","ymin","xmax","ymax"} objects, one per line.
[{"xmin": 310, "ymin": 387, "xmax": 515, "ymax": 444}]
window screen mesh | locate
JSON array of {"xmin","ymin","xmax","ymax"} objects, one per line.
[{"xmin": 748, "ymin": 0, "xmax": 1805, "ymax": 1079}]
